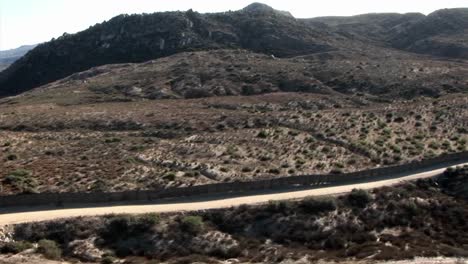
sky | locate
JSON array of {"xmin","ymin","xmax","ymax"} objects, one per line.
[{"xmin": 0, "ymin": 0, "xmax": 467, "ymax": 50}]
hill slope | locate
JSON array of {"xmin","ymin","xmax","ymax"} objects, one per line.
[
  {"xmin": 390, "ymin": 8, "xmax": 468, "ymax": 58},
  {"xmin": 9, "ymin": 48, "xmax": 468, "ymax": 106},
  {"xmin": 308, "ymin": 8, "xmax": 468, "ymax": 59},
  {"xmin": 1, "ymin": 5, "xmax": 468, "ymax": 98},
  {"xmin": 0, "ymin": 3, "xmax": 338, "ymax": 97}
]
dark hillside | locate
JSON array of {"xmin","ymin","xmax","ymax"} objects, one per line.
[{"xmin": 0, "ymin": 4, "xmax": 336, "ymax": 97}]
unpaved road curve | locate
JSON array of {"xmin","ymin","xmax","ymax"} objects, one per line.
[{"xmin": 1, "ymin": 162, "xmax": 467, "ymax": 225}]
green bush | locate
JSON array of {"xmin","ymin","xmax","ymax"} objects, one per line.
[
  {"xmin": 163, "ymin": 173, "xmax": 176, "ymax": 181},
  {"xmin": 1, "ymin": 241, "xmax": 33, "ymax": 254},
  {"xmin": 3, "ymin": 169, "xmax": 37, "ymax": 193},
  {"xmin": 5, "ymin": 169, "xmax": 30, "ymax": 179},
  {"xmin": 37, "ymin": 239, "xmax": 62, "ymax": 260},
  {"xmin": 268, "ymin": 168, "xmax": 280, "ymax": 174},
  {"xmin": 6, "ymin": 154, "xmax": 17, "ymax": 161},
  {"xmin": 104, "ymin": 137, "xmax": 121, "ymax": 143},
  {"xmin": 300, "ymin": 198, "xmax": 337, "ymax": 214},
  {"xmin": 180, "ymin": 216, "xmax": 204, "ymax": 234},
  {"xmin": 347, "ymin": 189, "xmax": 372, "ymax": 208},
  {"xmin": 257, "ymin": 130, "xmax": 268, "ymax": 138},
  {"xmin": 241, "ymin": 167, "xmax": 253, "ymax": 172},
  {"xmin": 103, "ymin": 214, "xmax": 158, "ymax": 241},
  {"xmin": 101, "ymin": 255, "xmax": 116, "ymax": 264}
]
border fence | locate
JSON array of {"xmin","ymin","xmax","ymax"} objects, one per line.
[{"xmin": 1, "ymin": 151, "xmax": 467, "ymax": 208}]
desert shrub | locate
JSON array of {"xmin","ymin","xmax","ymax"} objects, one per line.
[
  {"xmin": 401, "ymin": 200, "xmax": 420, "ymax": 217},
  {"xmin": 0, "ymin": 241, "xmax": 33, "ymax": 254},
  {"xmin": 129, "ymin": 145, "xmax": 145, "ymax": 152},
  {"xmin": 163, "ymin": 173, "xmax": 176, "ymax": 181},
  {"xmin": 101, "ymin": 256, "xmax": 117, "ymax": 264},
  {"xmin": 458, "ymin": 138, "xmax": 467, "ymax": 146},
  {"xmin": 184, "ymin": 171, "xmax": 199, "ymax": 177},
  {"xmin": 37, "ymin": 239, "xmax": 62, "ymax": 260},
  {"xmin": 266, "ymin": 200, "xmax": 291, "ymax": 213},
  {"xmin": 268, "ymin": 168, "xmax": 280, "ymax": 174},
  {"xmin": 347, "ymin": 189, "xmax": 372, "ymax": 208},
  {"xmin": 180, "ymin": 216, "xmax": 204, "ymax": 235},
  {"xmin": 4, "ymin": 169, "xmax": 30, "ymax": 182},
  {"xmin": 438, "ymin": 166, "xmax": 468, "ymax": 199},
  {"xmin": 428, "ymin": 141, "xmax": 439, "ymax": 150},
  {"xmin": 6, "ymin": 154, "xmax": 17, "ymax": 161},
  {"xmin": 334, "ymin": 162, "xmax": 345, "ymax": 168},
  {"xmin": 295, "ymin": 159, "xmax": 306, "ymax": 165},
  {"xmin": 288, "ymin": 130, "xmax": 299, "ymax": 136},
  {"xmin": 102, "ymin": 214, "xmax": 158, "ymax": 241},
  {"xmin": 300, "ymin": 198, "xmax": 336, "ymax": 214},
  {"xmin": 135, "ymin": 213, "xmax": 160, "ymax": 231},
  {"xmin": 315, "ymin": 162, "xmax": 326, "ymax": 169},
  {"xmin": 13, "ymin": 217, "xmax": 103, "ymax": 244},
  {"xmin": 104, "ymin": 137, "xmax": 121, "ymax": 143},
  {"xmin": 257, "ymin": 130, "xmax": 268, "ymax": 138},
  {"xmin": 3, "ymin": 169, "xmax": 37, "ymax": 193},
  {"xmin": 324, "ymin": 234, "xmax": 346, "ymax": 249},
  {"xmin": 242, "ymin": 167, "xmax": 253, "ymax": 172},
  {"xmin": 330, "ymin": 168, "xmax": 343, "ymax": 174}
]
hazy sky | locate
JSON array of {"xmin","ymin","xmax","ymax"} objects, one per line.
[{"xmin": 0, "ymin": 0, "xmax": 467, "ymax": 50}]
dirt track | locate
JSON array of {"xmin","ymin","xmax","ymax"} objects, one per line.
[{"xmin": 0, "ymin": 162, "xmax": 467, "ymax": 225}]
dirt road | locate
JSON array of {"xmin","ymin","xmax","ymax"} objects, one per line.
[{"xmin": 0, "ymin": 162, "xmax": 467, "ymax": 225}]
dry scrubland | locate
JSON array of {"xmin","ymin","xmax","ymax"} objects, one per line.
[
  {"xmin": 0, "ymin": 4, "xmax": 468, "ymax": 264},
  {"xmin": 0, "ymin": 92, "xmax": 466, "ymax": 195},
  {"xmin": 0, "ymin": 166, "xmax": 467, "ymax": 263}
]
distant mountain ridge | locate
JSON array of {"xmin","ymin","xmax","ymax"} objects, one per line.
[
  {"xmin": 307, "ymin": 8, "xmax": 468, "ymax": 57},
  {"xmin": 0, "ymin": 44, "xmax": 37, "ymax": 72},
  {"xmin": 0, "ymin": 3, "xmax": 468, "ymax": 97}
]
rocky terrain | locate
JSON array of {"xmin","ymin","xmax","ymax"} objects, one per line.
[
  {"xmin": 0, "ymin": 3, "xmax": 339, "ymax": 96},
  {"xmin": 1, "ymin": 166, "xmax": 467, "ymax": 263},
  {"xmin": 4, "ymin": 48, "xmax": 468, "ymax": 105},
  {"xmin": 1, "ymin": 4, "xmax": 468, "ymax": 97},
  {"xmin": 308, "ymin": 8, "xmax": 468, "ymax": 59}
]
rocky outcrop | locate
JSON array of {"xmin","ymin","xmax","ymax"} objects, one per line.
[
  {"xmin": 389, "ymin": 8, "xmax": 468, "ymax": 58},
  {"xmin": 68, "ymin": 237, "xmax": 104, "ymax": 262},
  {"xmin": 191, "ymin": 231, "xmax": 240, "ymax": 255},
  {"xmin": 0, "ymin": 226, "xmax": 13, "ymax": 243},
  {"xmin": 0, "ymin": 4, "xmax": 336, "ymax": 97}
]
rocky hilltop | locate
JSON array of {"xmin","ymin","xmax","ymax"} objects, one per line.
[
  {"xmin": 1, "ymin": 4, "xmax": 468, "ymax": 97},
  {"xmin": 307, "ymin": 8, "xmax": 468, "ymax": 58},
  {"xmin": 391, "ymin": 8, "xmax": 468, "ymax": 58},
  {"xmin": 0, "ymin": 3, "xmax": 338, "ymax": 96}
]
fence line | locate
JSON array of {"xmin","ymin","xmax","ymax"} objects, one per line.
[{"xmin": 1, "ymin": 151, "xmax": 467, "ymax": 208}]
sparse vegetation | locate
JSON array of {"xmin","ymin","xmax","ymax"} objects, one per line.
[
  {"xmin": 8, "ymin": 169, "xmax": 468, "ymax": 263},
  {"xmin": 346, "ymin": 189, "xmax": 372, "ymax": 208},
  {"xmin": 179, "ymin": 216, "xmax": 205, "ymax": 235},
  {"xmin": 0, "ymin": 241, "xmax": 33, "ymax": 254},
  {"xmin": 37, "ymin": 239, "xmax": 62, "ymax": 260}
]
